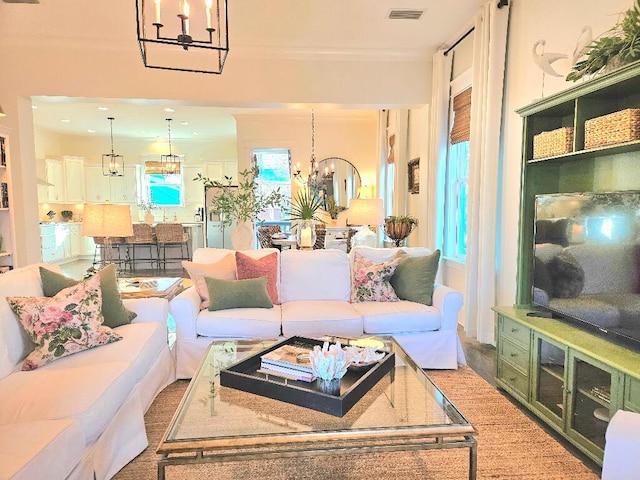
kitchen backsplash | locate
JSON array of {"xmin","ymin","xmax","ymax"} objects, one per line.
[{"xmin": 38, "ymin": 204, "xmax": 205, "ymax": 224}]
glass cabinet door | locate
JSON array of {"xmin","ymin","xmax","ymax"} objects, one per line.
[
  {"xmin": 533, "ymin": 334, "xmax": 567, "ymax": 427},
  {"xmin": 567, "ymin": 351, "xmax": 620, "ymax": 455}
]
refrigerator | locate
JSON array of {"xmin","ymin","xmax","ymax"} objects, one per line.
[{"xmin": 204, "ymin": 186, "xmax": 234, "ymax": 248}]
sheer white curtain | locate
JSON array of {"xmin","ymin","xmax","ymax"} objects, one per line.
[
  {"xmin": 464, "ymin": 0, "xmax": 510, "ymax": 344},
  {"xmin": 425, "ymin": 49, "xmax": 453, "ymax": 253}
]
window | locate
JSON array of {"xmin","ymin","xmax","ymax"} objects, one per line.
[
  {"xmin": 444, "ymin": 85, "xmax": 471, "ymax": 261},
  {"xmin": 147, "ymin": 173, "xmax": 183, "ymax": 206},
  {"xmin": 253, "ymin": 149, "xmax": 292, "ymax": 225}
]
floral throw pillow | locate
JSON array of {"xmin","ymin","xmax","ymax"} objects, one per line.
[
  {"xmin": 351, "ymin": 251, "xmax": 401, "ymax": 303},
  {"xmin": 7, "ymin": 275, "xmax": 122, "ymax": 371}
]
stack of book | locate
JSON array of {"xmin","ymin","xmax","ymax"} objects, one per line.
[{"xmin": 258, "ymin": 344, "xmax": 316, "ymax": 382}]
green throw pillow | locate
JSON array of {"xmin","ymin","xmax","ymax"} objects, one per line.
[
  {"xmin": 39, "ymin": 264, "xmax": 137, "ymax": 328},
  {"xmin": 390, "ymin": 249, "xmax": 441, "ymax": 306},
  {"xmin": 205, "ymin": 276, "xmax": 274, "ymax": 311}
]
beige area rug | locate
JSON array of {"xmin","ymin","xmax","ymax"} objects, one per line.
[{"xmin": 114, "ymin": 367, "xmax": 599, "ymax": 480}]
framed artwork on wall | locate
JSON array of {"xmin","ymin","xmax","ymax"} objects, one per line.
[{"xmin": 408, "ymin": 158, "xmax": 419, "ymax": 194}]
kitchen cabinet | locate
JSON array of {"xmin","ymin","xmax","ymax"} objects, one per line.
[
  {"xmin": 182, "ymin": 165, "xmax": 205, "ymax": 204},
  {"xmin": 40, "ymin": 156, "xmax": 86, "ymax": 204},
  {"xmin": 63, "ymin": 156, "xmax": 85, "ymax": 203},
  {"xmin": 40, "ymin": 223, "xmax": 89, "ymax": 264},
  {"xmin": 44, "ymin": 159, "xmax": 65, "ymax": 203},
  {"xmin": 84, "ymin": 165, "xmax": 140, "ymax": 204},
  {"xmin": 205, "ymin": 161, "xmax": 237, "ymax": 185}
]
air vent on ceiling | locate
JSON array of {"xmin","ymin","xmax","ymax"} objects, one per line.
[
  {"xmin": 388, "ymin": 9, "xmax": 424, "ymax": 20},
  {"xmin": 2, "ymin": 0, "xmax": 40, "ymax": 3}
]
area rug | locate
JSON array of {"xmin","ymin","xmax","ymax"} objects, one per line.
[{"xmin": 114, "ymin": 366, "xmax": 599, "ymax": 479}]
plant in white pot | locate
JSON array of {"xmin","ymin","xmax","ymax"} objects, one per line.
[{"xmin": 195, "ymin": 167, "xmax": 286, "ymax": 250}]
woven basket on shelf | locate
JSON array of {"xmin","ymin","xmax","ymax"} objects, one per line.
[
  {"xmin": 584, "ymin": 108, "xmax": 640, "ymax": 149},
  {"xmin": 532, "ymin": 127, "xmax": 574, "ymax": 159}
]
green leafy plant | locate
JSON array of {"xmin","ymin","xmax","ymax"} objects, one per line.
[
  {"xmin": 567, "ymin": 0, "xmax": 640, "ymax": 81},
  {"xmin": 60, "ymin": 210, "xmax": 74, "ymax": 221},
  {"xmin": 195, "ymin": 166, "xmax": 286, "ymax": 229},
  {"xmin": 385, "ymin": 214, "xmax": 419, "ymax": 226},
  {"xmin": 384, "ymin": 215, "xmax": 419, "ymax": 247},
  {"xmin": 289, "ymin": 188, "xmax": 325, "ymax": 222}
]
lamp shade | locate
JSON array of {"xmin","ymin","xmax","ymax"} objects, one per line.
[
  {"xmin": 348, "ymin": 198, "xmax": 384, "ymax": 226},
  {"xmin": 82, "ymin": 204, "xmax": 133, "ymax": 238}
]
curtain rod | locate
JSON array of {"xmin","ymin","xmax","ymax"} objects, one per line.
[{"xmin": 443, "ymin": 0, "xmax": 508, "ymax": 56}]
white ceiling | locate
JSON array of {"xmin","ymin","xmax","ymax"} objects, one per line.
[{"xmin": 2, "ymin": 0, "xmax": 483, "ymax": 140}]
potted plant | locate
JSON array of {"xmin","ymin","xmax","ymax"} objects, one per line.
[
  {"xmin": 288, "ymin": 188, "xmax": 325, "ymax": 249},
  {"xmin": 60, "ymin": 210, "xmax": 74, "ymax": 222},
  {"xmin": 567, "ymin": 0, "xmax": 640, "ymax": 81},
  {"xmin": 195, "ymin": 167, "xmax": 286, "ymax": 249},
  {"xmin": 384, "ymin": 215, "xmax": 419, "ymax": 247},
  {"xmin": 326, "ymin": 195, "xmax": 347, "ymax": 222}
]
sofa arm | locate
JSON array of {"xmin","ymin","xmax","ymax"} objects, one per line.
[
  {"xmin": 433, "ymin": 284, "xmax": 463, "ymax": 331},
  {"xmin": 602, "ymin": 410, "xmax": 640, "ymax": 480},
  {"xmin": 123, "ymin": 297, "xmax": 169, "ymax": 326},
  {"xmin": 169, "ymin": 286, "xmax": 201, "ymax": 341}
]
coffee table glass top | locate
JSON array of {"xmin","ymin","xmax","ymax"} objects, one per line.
[{"xmin": 159, "ymin": 337, "xmax": 475, "ymax": 450}]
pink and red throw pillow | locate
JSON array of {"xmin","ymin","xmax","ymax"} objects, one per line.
[
  {"xmin": 351, "ymin": 251, "xmax": 401, "ymax": 303},
  {"xmin": 235, "ymin": 251, "xmax": 279, "ymax": 304},
  {"xmin": 182, "ymin": 254, "xmax": 237, "ymax": 309},
  {"xmin": 7, "ymin": 275, "xmax": 121, "ymax": 371}
]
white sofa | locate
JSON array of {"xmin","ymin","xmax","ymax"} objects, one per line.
[
  {"xmin": 0, "ymin": 263, "xmax": 174, "ymax": 480},
  {"xmin": 602, "ymin": 409, "xmax": 640, "ymax": 480},
  {"xmin": 170, "ymin": 246, "xmax": 466, "ymax": 379}
]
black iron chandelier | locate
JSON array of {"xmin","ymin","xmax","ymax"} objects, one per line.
[
  {"xmin": 136, "ymin": 0, "xmax": 229, "ymax": 74},
  {"xmin": 161, "ymin": 118, "xmax": 181, "ymax": 174},
  {"xmin": 102, "ymin": 117, "xmax": 124, "ymax": 177}
]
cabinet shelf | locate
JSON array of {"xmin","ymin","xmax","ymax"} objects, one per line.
[
  {"xmin": 528, "ymin": 139, "xmax": 640, "ymax": 164},
  {"xmin": 0, "ymin": 252, "xmax": 11, "ymax": 258},
  {"xmin": 540, "ymin": 364, "xmax": 564, "ymax": 381}
]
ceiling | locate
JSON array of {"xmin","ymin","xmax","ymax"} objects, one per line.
[{"xmin": 2, "ymin": 0, "xmax": 483, "ymax": 140}]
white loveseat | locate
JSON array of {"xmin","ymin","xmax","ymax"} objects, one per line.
[
  {"xmin": 170, "ymin": 246, "xmax": 465, "ymax": 379},
  {"xmin": 0, "ymin": 263, "xmax": 174, "ymax": 480}
]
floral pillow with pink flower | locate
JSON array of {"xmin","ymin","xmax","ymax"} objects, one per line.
[
  {"xmin": 351, "ymin": 251, "xmax": 401, "ymax": 303},
  {"xmin": 7, "ymin": 274, "xmax": 122, "ymax": 371}
]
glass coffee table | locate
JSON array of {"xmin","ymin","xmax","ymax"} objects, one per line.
[{"xmin": 157, "ymin": 337, "xmax": 477, "ymax": 479}]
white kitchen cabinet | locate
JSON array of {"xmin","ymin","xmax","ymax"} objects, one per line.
[
  {"xmin": 84, "ymin": 165, "xmax": 140, "ymax": 204},
  {"xmin": 205, "ymin": 161, "xmax": 237, "ymax": 185},
  {"xmin": 45, "ymin": 159, "xmax": 65, "ymax": 203},
  {"xmin": 182, "ymin": 165, "xmax": 205, "ymax": 204},
  {"xmin": 63, "ymin": 156, "xmax": 85, "ymax": 203}
]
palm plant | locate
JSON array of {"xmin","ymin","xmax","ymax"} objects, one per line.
[{"xmin": 289, "ymin": 188, "xmax": 325, "ymax": 222}]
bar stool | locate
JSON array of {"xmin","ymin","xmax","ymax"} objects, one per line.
[
  {"xmin": 92, "ymin": 236, "xmax": 128, "ymax": 269},
  {"xmin": 154, "ymin": 223, "xmax": 190, "ymax": 271},
  {"xmin": 313, "ymin": 223, "xmax": 326, "ymax": 249},
  {"xmin": 125, "ymin": 223, "xmax": 156, "ymax": 274},
  {"xmin": 257, "ymin": 225, "xmax": 281, "ymax": 249}
]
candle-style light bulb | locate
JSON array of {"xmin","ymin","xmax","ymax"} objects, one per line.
[
  {"xmin": 154, "ymin": 0, "xmax": 161, "ymax": 24},
  {"xmin": 184, "ymin": 0, "xmax": 190, "ymax": 35},
  {"xmin": 205, "ymin": 0, "xmax": 213, "ymax": 29}
]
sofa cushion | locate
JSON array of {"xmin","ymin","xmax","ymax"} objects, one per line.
[
  {"xmin": 351, "ymin": 251, "xmax": 401, "ymax": 302},
  {"xmin": 280, "ymin": 250, "xmax": 351, "ymax": 302},
  {"xmin": 8, "ymin": 275, "xmax": 122, "ymax": 371},
  {"xmin": 183, "ymin": 254, "xmax": 237, "ymax": 309},
  {"xmin": 547, "ymin": 251, "xmax": 585, "ymax": 298},
  {"xmin": 39, "ymin": 264, "xmax": 137, "ymax": 328},
  {"xmin": 352, "ymin": 300, "xmax": 442, "ymax": 334},
  {"xmin": 41, "ymin": 322, "xmax": 167, "ymax": 385},
  {"xmin": 390, "ymin": 249, "xmax": 441, "ymax": 306},
  {"xmin": 0, "ymin": 264, "xmax": 52, "ymax": 378},
  {"xmin": 236, "ymin": 251, "xmax": 279, "ymax": 304},
  {"xmin": 0, "ymin": 362, "xmax": 136, "ymax": 444},
  {"xmin": 206, "ymin": 276, "xmax": 274, "ymax": 311},
  {"xmin": 196, "ymin": 305, "xmax": 282, "ymax": 339},
  {"xmin": 0, "ymin": 419, "xmax": 85, "ymax": 480},
  {"xmin": 350, "ymin": 246, "xmax": 434, "ymax": 265},
  {"xmin": 281, "ymin": 300, "xmax": 363, "ymax": 338}
]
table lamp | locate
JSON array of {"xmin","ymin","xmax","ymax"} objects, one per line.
[
  {"xmin": 348, "ymin": 198, "xmax": 384, "ymax": 248},
  {"xmin": 82, "ymin": 203, "xmax": 133, "ymax": 267}
]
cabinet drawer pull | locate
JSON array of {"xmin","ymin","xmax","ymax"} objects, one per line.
[
  {"xmin": 511, "ymin": 328, "xmax": 519, "ymax": 333},
  {"xmin": 509, "ymin": 376, "xmax": 517, "ymax": 382},
  {"xmin": 510, "ymin": 352, "xmax": 518, "ymax": 357}
]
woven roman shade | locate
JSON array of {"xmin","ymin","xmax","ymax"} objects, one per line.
[
  {"xmin": 387, "ymin": 134, "xmax": 395, "ymax": 164},
  {"xmin": 450, "ymin": 87, "xmax": 472, "ymax": 145}
]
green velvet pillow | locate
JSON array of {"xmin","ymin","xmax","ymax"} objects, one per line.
[
  {"xmin": 39, "ymin": 264, "xmax": 137, "ymax": 328},
  {"xmin": 205, "ymin": 276, "xmax": 274, "ymax": 311},
  {"xmin": 390, "ymin": 249, "xmax": 441, "ymax": 306}
]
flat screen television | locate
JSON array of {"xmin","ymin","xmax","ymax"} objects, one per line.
[{"xmin": 532, "ymin": 190, "xmax": 640, "ymax": 350}]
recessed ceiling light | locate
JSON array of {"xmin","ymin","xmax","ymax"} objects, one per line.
[
  {"xmin": 32, "ymin": 105, "xmax": 38, "ymax": 109},
  {"xmin": 87, "ymin": 129, "xmax": 96, "ymax": 133},
  {"xmin": 61, "ymin": 119, "xmax": 71, "ymax": 123},
  {"xmin": 180, "ymin": 121, "xmax": 189, "ymax": 125},
  {"xmin": 140, "ymin": 130, "xmax": 147, "ymax": 134},
  {"xmin": 192, "ymin": 131, "xmax": 200, "ymax": 136},
  {"xmin": 164, "ymin": 107, "xmax": 175, "ymax": 113},
  {"xmin": 97, "ymin": 106, "xmax": 109, "ymax": 111}
]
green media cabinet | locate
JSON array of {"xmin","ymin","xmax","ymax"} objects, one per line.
[
  {"xmin": 494, "ymin": 307, "xmax": 640, "ymax": 466},
  {"xmin": 496, "ymin": 62, "xmax": 640, "ymax": 466}
]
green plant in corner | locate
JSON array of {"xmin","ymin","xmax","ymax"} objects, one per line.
[
  {"xmin": 567, "ymin": 0, "xmax": 640, "ymax": 82},
  {"xmin": 194, "ymin": 166, "xmax": 286, "ymax": 229}
]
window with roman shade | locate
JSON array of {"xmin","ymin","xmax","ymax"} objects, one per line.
[{"xmin": 449, "ymin": 87, "xmax": 472, "ymax": 145}]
